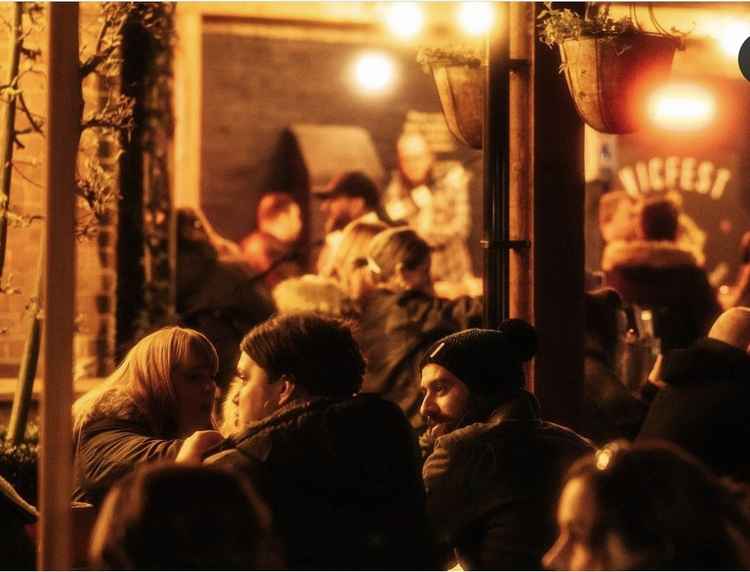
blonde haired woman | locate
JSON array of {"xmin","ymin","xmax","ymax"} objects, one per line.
[{"xmin": 73, "ymin": 326, "xmax": 222, "ymax": 504}]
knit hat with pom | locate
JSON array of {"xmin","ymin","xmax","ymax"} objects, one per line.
[{"xmin": 420, "ymin": 319, "xmax": 537, "ymax": 396}]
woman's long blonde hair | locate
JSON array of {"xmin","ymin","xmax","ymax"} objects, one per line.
[{"xmin": 73, "ymin": 327, "xmax": 218, "ymax": 437}]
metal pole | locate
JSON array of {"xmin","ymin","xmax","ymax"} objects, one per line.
[
  {"xmin": 40, "ymin": 3, "xmax": 79, "ymax": 569},
  {"xmin": 483, "ymin": 2, "xmax": 510, "ymax": 328}
]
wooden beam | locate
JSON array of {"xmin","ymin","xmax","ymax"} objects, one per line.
[
  {"xmin": 531, "ymin": 3, "xmax": 585, "ymax": 429},
  {"xmin": 39, "ymin": 3, "xmax": 79, "ymax": 569}
]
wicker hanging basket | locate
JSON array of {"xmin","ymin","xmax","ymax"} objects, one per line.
[
  {"xmin": 559, "ymin": 33, "xmax": 679, "ymax": 134},
  {"xmin": 429, "ymin": 63, "xmax": 485, "ymax": 149}
]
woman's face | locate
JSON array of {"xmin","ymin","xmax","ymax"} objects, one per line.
[
  {"xmin": 233, "ymin": 351, "xmax": 285, "ymax": 427},
  {"xmin": 544, "ymin": 477, "xmax": 641, "ymax": 571},
  {"xmin": 172, "ymin": 355, "xmax": 216, "ymax": 436}
]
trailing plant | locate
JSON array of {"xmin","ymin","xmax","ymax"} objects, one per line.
[
  {"xmin": 537, "ymin": 3, "xmax": 687, "ymax": 49},
  {"xmin": 417, "ymin": 45, "xmax": 484, "ymax": 72}
]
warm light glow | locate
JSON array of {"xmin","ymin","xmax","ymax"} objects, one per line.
[
  {"xmin": 648, "ymin": 84, "xmax": 716, "ymax": 131},
  {"xmin": 385, "ymin": 3, "xmax": 423, "ymax": 39},
  {"xmin": 717, "ymin": 20, "xmax": 750, "ymax": 58},
  {"xmin": 458, "ymin": 2, "xmax": 494, "ymax": 36},
  {"xmin": 355, "ymin": 53, "xmax": 394, "ymax": 93}
]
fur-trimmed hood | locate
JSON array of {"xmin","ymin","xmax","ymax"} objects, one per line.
[{"xmin": 602, "ymin": 239, "xmax": 704, "ymax": 272}]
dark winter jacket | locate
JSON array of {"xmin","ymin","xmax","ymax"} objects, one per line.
[
  {"xmin": 638, "ymin": 338, "xmax": 750, "ymax": 482},
  {"xmin": 422, "ymin": 391, "xmax": 592, "ymax": 570},
  {"xmin": 582, "ymin": 349, "xmax": 648, "ymax": 444},
  {"xmin": 603, "ymin": 240, "xmax": 720, "ymax": 351},
  {"xmin": 73, "ymin": 414, "xmax": 183, "ymax": 505},
  {"xmin": 358, "ymin": 289, "xmax": 482, "ymax": 428},
  {"xmin": 206, "ymin": 394, "xmax": 437, "ymax": 570}
]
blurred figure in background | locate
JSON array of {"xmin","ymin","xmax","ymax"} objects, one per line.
[
  {"xmin": 241, "ymin": 192, "xmax": 303, "ymax": 290},
  {"xmin": 315, "ymin": 171, "xmax": 389, "ymax": 276},
  {"xmin": 719, "ymin": 230, "xmax": 750, "ymax": 309},
  {"xmin": 177, "ymin": 207, "xmax": 274, "ymax": 395},
  {"xmin": 544, "ymin": 441, "xmax": 750, "ymax": 570},
  {"xmin": 384, "ymin": 132, "xmax": 476, "ymax": 291},
  {"xmin": 89, "ymin": 463, "xmax": 277, "ymax": 570},
  {"xmin": 603, "ymin": 194, "xmax": 719, "ymax": 351},
  {"xmin": 638, "ymin": 307, "xmax": 750, "ymax": 483},
  {"xmin": 357, "ymin": 227, "xmax": 482, "ymax": 429},
  {"xmin": 582, "ymin": 288, "xmax": 647, "ymax": 444}
]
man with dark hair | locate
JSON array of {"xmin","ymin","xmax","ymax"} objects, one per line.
[
  {"xmin": 202, "ymin": 313, "xmax": 436, "ymax": 570},
  {"xmin": 314, "ymin": 170, "xmax": 389, "ymax": 275},
  {"xmin": 419, "ymin": 320, "xmax": 591, "ymax": 570}
]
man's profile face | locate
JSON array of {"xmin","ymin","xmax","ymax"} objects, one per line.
[
  {"xmin": 419, "ymin": 363, "xmax": 470, "ymax": 441},
  {"xmin": 320, "ymin": 194, "xmax": 365, "ymax": 234}
]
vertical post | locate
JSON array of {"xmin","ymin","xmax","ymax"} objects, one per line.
[
  {"xmin": 482, "ymin": 1, "xmax": 510, "ymax": 328},
  {"xmin": 531, "ymin": 3, "xmax": 585, "ymax": 428},
  {"xmin": 508, "ymin": 2, "xmax": 533, "ymax": 325},
  {"xmin": 40, "ymin": 3, "xmax": 79, "ymax": 569}
]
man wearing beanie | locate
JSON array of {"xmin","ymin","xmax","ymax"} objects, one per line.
[{"xmin": 419, "ymin": 319, "xmax": 591, "ymax": 570}]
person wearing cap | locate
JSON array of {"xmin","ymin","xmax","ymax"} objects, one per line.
[
  {"xmin": 638, "ymin": 306, "xmax": 750, "ymax": 483},
  {"xmin": 419, "ymin": 320, "xmax": 592, "ymax": 570},
  {"xmin": 384, "ymin": 132, "xmax": 475, "ymax": 286}
]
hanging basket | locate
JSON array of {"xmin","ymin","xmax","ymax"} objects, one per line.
[
  {"xmin": 559, "ymin": 33, "xmax": 679, "ymax": 134},
  {"xmin": 429, "ymin": 63, "xmax": 485, "ymax": 149}
]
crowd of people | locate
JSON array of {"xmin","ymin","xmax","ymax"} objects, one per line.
[{"xmin": 5, "ymin": 132, "xmax": 750, "ymax": 570}]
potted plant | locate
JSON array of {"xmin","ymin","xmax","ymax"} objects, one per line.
[
  {"xmin": 417, "ymin": 46, "xmax": 484, "ymax": 149},
  {"xmin": 538, "ymin": 4, "xmax": 685, "ymax": 134}
]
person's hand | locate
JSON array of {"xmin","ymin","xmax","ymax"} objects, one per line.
[
  {"xmin": 176, "ymin": 430, "xmax": 224, "ymax": 464},
  {"xmin": 410, "ymin": 185, "xmax": 432, "ymax": 209}
]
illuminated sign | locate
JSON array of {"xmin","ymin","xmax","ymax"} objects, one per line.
[{"xmin": 618, "ymin": 157, "xmax": 732, "ymax": 200}]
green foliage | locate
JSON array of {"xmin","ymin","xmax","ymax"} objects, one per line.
[
  {"xmin": 0, "ymin": 423, "xmax": 38, "ymax": 504},
  {"xmin": 537, "ymin": 3, "xmax": 636, "ymax": 47}
]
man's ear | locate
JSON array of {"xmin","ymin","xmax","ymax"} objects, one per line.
[{"xmin": 277, "ymin": 376, "xmax": 297, "ymax": 406}]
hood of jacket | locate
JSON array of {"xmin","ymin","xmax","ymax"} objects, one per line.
[
  {"xmin": 602, "ymin": 239, "xmax": 703, "ymax": 272},
  {"xmin": 661, "ymin": 337, "xmax": 750, "ymax": 386}
]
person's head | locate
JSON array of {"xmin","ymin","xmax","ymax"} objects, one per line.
[
  {"xmin": 256, "ymin": 192, "xmax": 302, "ymax": 243},
  {"xmin": 272, "ymin": 274, "xmax": 357, "ymax": 318},
  {"xmin": 419, "ymin": 319, "xmax": 538, "ymax": 440},
  {"xmin": 598, "ymin": 191, "xmax": 638, "ymax": 244},
  {"xmin": 73, "ymin": 327, "xmax": 219, "ymax": 437},
  {"xmin": 232, "ymin": 313, "xmax": 365, "ymax": 427},
  {"xmin": 328, "ymin": 220, "xmax": 388, "ymax": 299},
  {"xmin": 397, "ymin": 132, "xmax": 434, "ymax": 186},
  {"xmin": 317, "ymin": 171, "xmax": 380, "ymax": 234},
  {"xmin": 367, "ymin": 227, "xmax": 433, "ymax": 295},
  {"xmin": 709, "ymin": 306, "xmax": 750, "ymax": 353},
  {"xmin": 544, "ymin": 440, "xmax": 750, "ymax": 570},
  {"xmin": 638, "ymin": 195, "xmax": 679, "ymax": 242},
  {"xmin": 89, "ymin": 463, "xmax": 276, "ymax": 570},
  {"xmin": 585, "ymin": 288, "xmax": 627, "ymax": 365}
]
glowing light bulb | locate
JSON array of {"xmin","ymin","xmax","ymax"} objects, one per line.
[
  {"xmin": 458, "ymin": 2, "xmax": 494, "ymax": 36},
  {"xmin": 648, "ymin": 84, "xmax": 715, "ymax": 131},
  {"xmin": 355, "ymin": 53, "xmax": 394, "ymax": 93},
  {"xmin": 718, "ymin": 20, "xmax": 750, "ymax": 58},
  {"xmin": 386, "ymin": 2, "xmax": 423, "ymax": 39}
]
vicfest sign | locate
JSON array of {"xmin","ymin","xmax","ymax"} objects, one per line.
[{"xmin": 618, "ymin": 156, "xmax": 732, "ymax": 200}]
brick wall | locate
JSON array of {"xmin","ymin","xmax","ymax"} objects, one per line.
[{"xmin": 0, "ymin": 2, "xmax": 118, "ymax": 383}]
